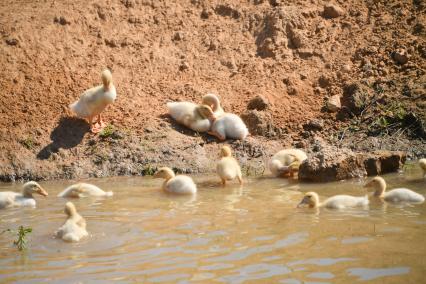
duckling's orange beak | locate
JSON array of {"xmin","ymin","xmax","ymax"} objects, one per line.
[{"xmin": 37, "ymin": 187, "xmax": 49, "ymax": 197}]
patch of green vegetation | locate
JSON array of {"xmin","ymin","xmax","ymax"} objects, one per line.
[
  {"xmin": 99, "ymin": 124, "xmax": 114, "ymax": 138},
  {"xmin": 1, "ymin": 226, "xmax": 32, "ymax": 251},
  {"xmin": 20, "ymin": 137, "xmax": 35, "ymax": 150},
  {"xmin": 142, "ymin": 165, "xmax": 156, "ymax": 176}
]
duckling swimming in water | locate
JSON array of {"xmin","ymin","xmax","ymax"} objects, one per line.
[
  {"xmin": 0, "ymin": 181, "xmax": 48, "ymax": 209},
  {"xmin": 197, "ymin": 105, "xmax": 248, "ymax": 140},
  {"xmin": 364, "ymin": 176, "xmax": 424, "ymax": 204},
  {"xmin": 58, "ymin": 183, "xmax": 113, "ymax": 198},
  {"xmin": 269, "ymin": 149, "xmax": 307, "ymax": 178},
  {"xmin": 153, "ymin": 167, "xmax": 197, "ymax": 195},
  {"xmin": 55, "ymin": 202, "xmax": 88, "ymax": 242},
  {"xmin": 297, "ymin": 192, "xmax": 369, "ymax": 209},
  {"xmin": 419, "ymin": 159, "xmax": 426, "ymax": 178},
  {"xmin": 70, "ymin": 69, "xmax": 117, "ymax": 133},
  {"xmin": 216, "ymin": 146, "xmax": 243, "ymax": 186}
]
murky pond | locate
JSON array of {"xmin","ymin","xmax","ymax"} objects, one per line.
[{"xmin": 1, "ymin": 167, "xmax": 425, "ymax": 283}]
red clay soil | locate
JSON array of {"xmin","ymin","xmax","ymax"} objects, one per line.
[{"xmin": 0, "ymin": 0, "xmax": 424, "ymax": 181}]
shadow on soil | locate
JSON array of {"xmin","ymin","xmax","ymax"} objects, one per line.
[{"xmin": 37, "ymin": 116, "xmax": 89, "ymax": 160}]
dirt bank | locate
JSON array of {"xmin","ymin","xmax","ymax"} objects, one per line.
[{"xmin": 0, "ymin": 0, "xmax": 424, "ymax": 181}]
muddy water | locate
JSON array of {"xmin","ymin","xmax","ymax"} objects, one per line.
[{"xmin": 1, "ymin": 168, "xmax": 425, "ymax": 283}]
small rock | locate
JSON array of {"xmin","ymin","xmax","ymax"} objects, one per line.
[
  {"xmin": 5, "ymin": 38, "xmax": 18, "ymax": 46},
  {"xmin": 303, "ymin": 119, "xmax": 324, "ymax": 131},
  {"xmin": 105, "ymin": 39, "xmax": 118, "ymax": 47},
  {"xmin": 122, "ymin": 0, "xmax": 136, "ymax": 8},
  {"xmin": 318, "ymin": 75, "xmax": 331, "ymax": 88},
  {"xmin": 173, "ymin": 31, "xmax": 184, "ymax": 41},
  {"xmin": 54, "ymin": 16, "xmax": 71, "ymax": 25},
  {"xmin": 201, "ymin": 7, "xmax": 212, "ymax": 19},
  {"xmin": 393, "ymin": 49, "xmax": 409, "ymax": 64},
  {"xmin": 326, "ymin": 95, "xmax": 341, "ymax": 112},
  {"xmin": 240, "ymin": 110, "xmax": 275, "ymax": 137},
  {"xmin": 179, "ymin": 61, "xmax": 190, "ymax": 71},
  {"xmin": 323, "ymin": 4, "xmax": 345, "ymax": 19},
  {"xmin": 247, "ymin": 95, "xmax": 270, "ymax": 111}
]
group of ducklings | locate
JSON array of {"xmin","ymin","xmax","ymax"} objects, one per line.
[
  {"xmin": 3, "ymin": 70, "xmax": 424, "ymax": 243},
  {"xmin": 1, "ymin": 153, "xmax": 425, "ymax": 242}
]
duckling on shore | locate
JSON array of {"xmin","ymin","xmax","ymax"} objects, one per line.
[
  {"xmin": 70, "ymin": 69, "xmax": 117, "ymax": 133},
  {"xmin": 55, "ymin": 202, "xmax": 88, "ymax": 242},
  {"xmin": 297, "ymin": 192, "xmax": 369, "ymax": 209},
  {"xmin": 269, "ymin": 149, "xmax": 307, "ymax": 178},
  {"xmin": 153, "ymin": 167, "xmax": 197, "ymax": 195},
  {"xmin": 0, "ymin": 181, "xmax": 48, "ymax": 209},
  {"xmin": 58, "ymin": 183, "xmax": 113, "ymax": 198},
  {"xmin": 197, "ymin": 105, "xmax": 248, "ymax": 140},
  {"xmin": 216, "ymin": 146, "xmax": 243, "ymax": 186},
  {"xmin": 167, "ymin": 94, "xmax": 224, "ymax": 132},
  {"xmin": 364, "ymin": 176, "xmax": 424, "ymax": 204}
]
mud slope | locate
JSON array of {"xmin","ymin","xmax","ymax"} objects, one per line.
[{"xmin": 0, "ymin": 0, "xmax": 424, "ymax": 181}]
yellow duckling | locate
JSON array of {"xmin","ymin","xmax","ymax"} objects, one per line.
[
  {"xmin": 153, "ymin": 167, "xmax": 197, "ymax": 195},
  {"xmin": 55, "ymin": 202, "xmax": 88, "ymax": 242},
  {"xmin": 70, "ymin": 69, "xmax": 117, "ymax": 133},
  {"xmin": 58, "ymin": 183, "xmax": 113, "ymax": 198},
  {"xmin": 419, "ymin": 158, "xmax": 426, "ymax": 178},
  {"xmin": 197, "ymin": 105, "xmax": 248, "ymax": 140},
  {"xmin": 216, "ymin": 146, "xmax": 243, "ymax": 186},
  {"xmin": 167, "ymin": 94, "xmax": 224, "ymax": 132},
  {"xmin": 0, "ymin": 181, "xmax": 48, "ymax": 209},
  {"xmin": 297, "ymin": 192, "xmax": 369, "ymax": 209},
  {"xmin": 269, "ymin": 149, "xmax": 307, "ymax": 178},
  {"xmin": 364, "ymin": 176, "xmax": 425, "ymax": 203},
  {"xmin": 202, "ymin": 93, "xmax": 224, "ymax": 117}
]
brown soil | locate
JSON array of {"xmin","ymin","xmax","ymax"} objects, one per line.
[{"xmin": 0, "ymin": 0, "xmax": 424, "ymax": 181}]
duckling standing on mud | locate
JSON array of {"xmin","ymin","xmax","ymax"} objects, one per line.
[
  {"xmin": 167, "ymin": 93, "xmax": 224, "ymax": 132},
  {"xmin": 269, "ymin": 149, "xmax": 307, "ymax": 178},
  {"xmin": 70, "ymin": 69, "xmax": 117, "ymax": 133},
  {"xmin": 55, "ymin": 202, "xmax": 88, "ymax": 242},
  {"xmin": 153, "ymin": 167, "xmax": 197, "ymax": 195},
  {"xmin": 197, "ymin": 105, "xmax": 248, "ymax": 140},
  {"xmin": 216, "ymin": 146, "xmax": 243, "ymax": 186}
]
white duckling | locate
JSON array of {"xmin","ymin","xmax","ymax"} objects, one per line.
[
  {"xmin": 0, "ymin": 181, "xmax": 48, "ymax": 209},
  {"xmin": 216, "ymin": 146, "xmax": 243, "ymax": 186},
  {"xmin": 297, "ymin": 192, "xmax": 369, "ymax": 209},
  {"xmin": 419, "ymin": 158, "xmax": 426, "ymax": 178},
  {"xmin": 202, "ymin": 93, "xmax": 225, "ymax": 117},
  {"xmin": 198, "ymin": 105, "xmax": 248, "ymax": 140},
  {"xmin": 364, "ymin": 176, "xmax": 425, "ymax": 203},
  {"xmin": 166, "ymin": 94, "xmax": 224, "ymax": 132},
  {"xmin": 153, "ymin": 167, "xmax": 197, "ymax": 195},
  {"xmin": 55, "ymin": 202, "xmax": 88, "ymax": 242},
  {"xmin": 58, "ymin": 183, "xmax": 113, "ymax": 198},
  {"xmin": 69, "ymin": 69, "xmax": 117, "ymax": 133},
  {"xmin": 269, "ymin": 149, "xmax": 307, "ymax": 178}
]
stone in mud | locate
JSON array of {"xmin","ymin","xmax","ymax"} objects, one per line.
[
  {"xmin": 240, "ymin": 110, "xmax": 275, "ymax": 136},
  {"xmin": 341, "ymin": 82, "xmax": 369, "ymax": 115},
  {"xmin": 323, "ymin": 4, "xmax": 345, "ymax": 19},
  {"xmin": 326, "ymin": 95, "xmax": 341, "ymax": 112},
  {"xmin": 392, "ymin": 49, "xmax": 409, "ymax": 64},
  {"xmin": 303, "ymin": 119, "xmax": 324, "ymax": 132},
  {"xmin": 299, "ymin": 145, "xmax": 406, "ymax": 182},
  {"xmin": 247, "ymin": 95, "xmax": 270, "ymax": 111}
]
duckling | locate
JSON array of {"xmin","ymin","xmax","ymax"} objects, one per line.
[
  {"xmin": 167, "ymin": 102, "xmax": 211, "ymax": 132},
  {"xmin": 58, "ymin": 183, "xmax": 113, "ymax": 198},
  {"xmin": 269, "ymin": 149, "xmax": 307, "ymax": 178},
  {"xmin": 419, "ymin": 158, "xmax": 426, "ymax": 178},
  {"xmin": 216, "ymin": 146, "xmax": 243, "ymax": 186},
  {"xmin": 0, "ymin": 181, "xmax": 48, "ymax": 209},
  {"xmin": 197, "ymin": 105, "xmax": 248, "ymax": 140},
  {"xmin": 364, "ymin": 176, "xmax": 424, "ymax": 203},
  {"xmin": 69, "ymin": 69, "xmax": 117, "ymax": 133},
  {"xmin": 153, "ymin": 167, "xmax": 197, "ymax": 195},
  {"xmin": 297, "ymin": 192, "xmax": 369, "ymax": 209},
  {"xmin": 202, "ymin": 93, "xmax": 225, "ymax": 117},
  {"xmin": 55, "ymin": 202, "xmax": 88, "ymax": 242}
]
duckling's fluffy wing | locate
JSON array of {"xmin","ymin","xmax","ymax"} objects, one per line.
[
  {"xmin": 215, "ymin": 114, "xmax": 248, "ymax": 140},
  {"xmin": 167, "ymin": 102, "xmax": 198, "ymax": 124},
  {"xmin": 166, "ymin": 175, "xmax": 197, "ymax": 195},
  {"xmin": 384, "ymin": 188, "xmax": 425, "ymax": 203},
  {"xmin": 323, "ymin": 195, "xmax": 369, "ymax": 209},
  {"xmin": 70, "ymin": 85, "xmax": 116, "ymax": 118},
  {"xmin": 56, "ymin": 219, "xmax": 88, "ymax": 242}
]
